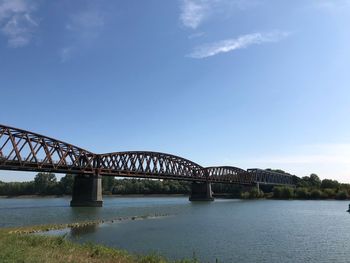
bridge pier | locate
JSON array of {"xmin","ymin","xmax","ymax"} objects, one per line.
[
  {"xmin": 70, "ymin": 174, "xmax": 103, "ymax": 207},
  {"xmin": 189, "ymin": 181, "xmax": 214, "ymax": 201}
]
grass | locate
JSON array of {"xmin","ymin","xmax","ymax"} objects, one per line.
[{"xmin": 0, "ymin": 226, "xmax": 198, "ymax": 263}]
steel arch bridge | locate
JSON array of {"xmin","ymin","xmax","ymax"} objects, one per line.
[
  {"xmin": 0, "ymin": 124, "xmax": 296, "ymax": 206},
  {"xmin": 0, "ymin": 124, "xmax": 295, "ymax": 185}
]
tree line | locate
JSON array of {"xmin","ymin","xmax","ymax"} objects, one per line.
[
  {"xmin": 0, "ymin": 173, "xmax": 243, "ymax": 196},
  {"xmin": 241, "ymin": 173, "xmax": 350, "ymax": 200},
  {"xmin": 0, "ymin": 171, "xmax": 350, "ymax": 200},
  {"xmin": 0, "ymin": 173, "xmax": 74, "ymax": 196},
  {"xmin": 0, "ymin": 173, "xmax": 193, "ymax": 196}
]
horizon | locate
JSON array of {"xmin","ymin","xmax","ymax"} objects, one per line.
[{"xmin": 1, "ymin": 0, "xmax": 350, "ymax": 183}]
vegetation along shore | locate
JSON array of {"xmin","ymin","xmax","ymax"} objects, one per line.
[
  {"xmin": 0, "ymin": 223, "xmax": 198, "ymax": 263},
  {"xmin": 1, "ymin": 171, "xmax": 350, "ymax": 200}
]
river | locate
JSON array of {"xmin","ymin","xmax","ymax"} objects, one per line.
[{"xmin": 1, "ymin": 196, "xmax": 350, "ymax": 262}]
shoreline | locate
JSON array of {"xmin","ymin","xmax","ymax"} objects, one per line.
[
  {"xmin": 6, "ymin": 214, "xmax": 170, "ymax": 235},
  {"xmin": 1, "ymin": 194, "xmax": 349, "ymax": 201},
  {"xmin": 0, "ymin": 220, "xmax": 193, "ymax": 263},
  {"xmin": 0, "ymin": 193, "xmax": 189, "ymax": 199}
]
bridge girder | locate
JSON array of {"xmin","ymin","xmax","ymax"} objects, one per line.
[{"xmin": 0, "ymin": 124, "xmax": 295, "ymax": 186}]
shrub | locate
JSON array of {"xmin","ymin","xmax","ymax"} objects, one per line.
[
  {"xmin": 295, "ymin": 188, "xmax": 309, "ymax": 199},
  {"xmin": 249, "ymin": 187, "xmax": 263, "ymax": 199},
  {"xmin": 273, "ymin": 187, "xmax": 282, "ymax": 198},
  {"xmin": 335, "ymin": 190, "xmax": 348, "ymax": 200},
  {"xmin": 273, "ymin": 186, "xmax": 294, "ymax": 199},
  {"xmin": 322, "ymin": 188, "xmax": 336, "ymax": 199},
  {"xmin": 240, "ymin": 191, "xmax": 250, "ymax": 199},
  {"xmin": 310, "ymin": 189, "xmax": 322, "ymax": 199}
]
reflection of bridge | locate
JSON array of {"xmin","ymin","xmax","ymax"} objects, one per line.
[{"xmin": 0, "ymin": 124, "xmax": 296, "ymax": 206}]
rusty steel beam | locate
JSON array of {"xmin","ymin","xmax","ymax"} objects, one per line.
[{"xmin": 0, "ymin": 124, "xmax": 296, "ymax": 186}]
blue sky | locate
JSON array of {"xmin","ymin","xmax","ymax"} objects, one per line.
[{"xmin": 1, "ymin": 0, "xmax": 350, "ymax": 182}]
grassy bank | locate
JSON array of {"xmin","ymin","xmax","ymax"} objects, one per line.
[{"xmin": 0, "ymin": 226, "xmax": 196, "ymax": 263}]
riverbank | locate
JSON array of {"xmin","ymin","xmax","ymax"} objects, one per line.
[
  {"xmin": 0, "ymin": 224, "xmax": 196, "ymax": 263},
  {"xmin": 0, "ymin": 194, "xmax": 188, "ymax": 198},
  {"xmin": 8, "ymin": 214, "xmax": 170, "ymax": 235}
]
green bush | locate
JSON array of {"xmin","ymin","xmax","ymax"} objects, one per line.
[
  {"xmin": 240, "ymin": 191, "xmax": 250, "ymax": 199},
  {"xmin": 310, "ymin": 189, "xmax": 322, "ymax": 199},
  {"xmin": 249, "ymin": 187, "xmax": 263, "ymax": 198},
  {"xmin": 295, "ymin": 188, "xmax": 309, "ymax": 199},
  {"xmin": 322, "ymin": 188, "xmax": 336, "ymax": 199},
  {"xmin": 273, "ymin": 186, "xmax": 294, "ymax": 199},
  {"xmin": 273, "ymin": 187, "xmax": 282, "ymax": 198},
  {"xmin": 335, "ymin": 190, "xmax": 348, "ymax": 200}
]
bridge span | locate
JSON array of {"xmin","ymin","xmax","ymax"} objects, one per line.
[{"xmin": 0, "ymin": 124, "xmax": 296, "ymax": 206}]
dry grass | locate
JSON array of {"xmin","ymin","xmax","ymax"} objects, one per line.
[{"xmin": 0, "ymin": 227, "xmax": 196, "ymax": 263}]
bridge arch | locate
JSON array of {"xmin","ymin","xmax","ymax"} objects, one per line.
[
  {"xmin": 98, "ymin": 151, "xmax": 206, "ymax": 180},
  {"xmin": 0, "ymin": 124, "xmax": 297, "ymax": 206},
  {"xmin": 205, "ymin": 166, "xmax": 254, "ymax": 185}
]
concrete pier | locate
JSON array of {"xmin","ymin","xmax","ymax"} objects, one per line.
[
  {"xmin": 70, "ymin": 174, "xmax": 103, "ymax": 207},
  {"xmin": 189, "ymin": 181, "xmax": 214, "ymax": 201}
]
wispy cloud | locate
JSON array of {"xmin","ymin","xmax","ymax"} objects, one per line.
[
  {"xmin": 0, "ymin": 0, "xmax": 39, "ymax": 48},
  {"xmin": 59, "ymin": 47, "xmax": 74, "ymax": 63},
  {"xmin": 188, "ymin": 31, "xmax": 290, "ymax": 58},
  {"xmin": 180, "ymin": 0, "xmax": 259, "ymax": 29},
  {"xmin": 61, "ymin": 8, "xmax": 105, "ymax": 62},
  {"xmin": 180, "ymin": 0, "xmax": 210, "ymax": 29},
  {"xmin": 66, "ymin": 9, "xmax": 104, "ymax": 37}
]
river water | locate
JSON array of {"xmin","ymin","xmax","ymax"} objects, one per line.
[{"xmin": 1, "ymin": 196, "xmax": 350, "ymax": 262}]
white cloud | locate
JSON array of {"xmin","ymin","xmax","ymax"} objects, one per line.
[
  {"xmin": 0, "ymin": 0, "xmax": 38, "ymax": 48},
  {"xmin": 180, "ymin": 0, "xmax": 210, "ymax": 29},
  {"xmin": 188, "ymin": 31, "xmax": 290, "ymax": 58},
  {"xmin": 61, "ymin": 9, "xmax": 105, "ymax": 62},
  {"xmin": 66, "ymin": 9, "xmax": 104, "ymax": 35},
  {"xmin": 60, "ymin": 47, "xmax": 74, "ymax": 63},
  {"xmin": 180, "ymin": 0, "xmax": 259, "ymax": 29}
]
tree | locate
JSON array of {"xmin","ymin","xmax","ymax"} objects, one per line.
[
  {"xmin": 102, "ymin": 176, "xmax": 115, "ymax": 194},
  {"xmin": 34, "ymin": 173, "xmax": 56, "ymax": 195},
  {"xmin": 249, "ymin": 187, "xmax": 263, "ymax": 198},
  {"xmin": 321, "ymin": 179, "xmax": 340, "ymax": 189},
  {"xmin": 295, "ymin": 188, "xmax": 309, "ymax": 199},
  {"xmin": 60, "ymin": 174, "xmax": 75, "ymax": 194},
  {"xmin": 273, "ymin": 186, "xmax": 294, "ymax": 199},
  {"xmin": 309, "ymin": 174, "xmax": 321, "ymax": 188},
  {"xmin": 297, "ymin": 174, "xmax": 321, "ymax": 188},
  {"xmin": 310, "ymin": 189, "xmax": 322, "ymax": 199},
  {"xmin": 336, "ymin": 191, "xmax": 348, "ymax": 200},
  {"xmin": 322, "ymin": 188, "xmax": 336, "ymax": 199}
]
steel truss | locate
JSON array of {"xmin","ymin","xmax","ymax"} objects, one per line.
[{"xmin": 0, "ymin": 124, "xmax": 295, "ymax": 186}]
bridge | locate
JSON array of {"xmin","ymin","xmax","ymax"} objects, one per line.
[{"xmin": 0, "ymin": 124, "xmax": 296, "ymax": 206}]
